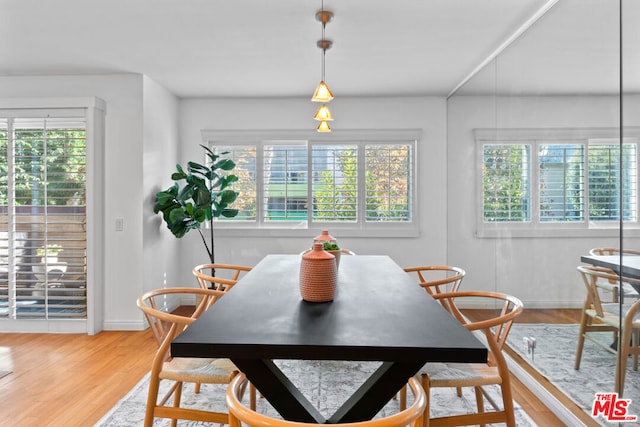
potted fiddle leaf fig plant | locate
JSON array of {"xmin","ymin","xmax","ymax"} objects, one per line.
[{"xmin": 153, "ymin": 145, "xmax": 239, "ymax": 266}]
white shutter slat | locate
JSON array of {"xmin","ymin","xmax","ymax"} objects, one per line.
[{"xmin": 2, "ymin": 116, "xmax": 87, "ymax": 320}]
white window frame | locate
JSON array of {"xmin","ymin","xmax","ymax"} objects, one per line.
[
  {"xmin": 476, "ymin": 127, "xmax": 640, "ymax": 238},
  {"xmin": 201, "ymin": 129, "xmax": 420, "ymax": 238},
  {"xmin": 0, "ymin": 97, "xmax": 105, "ymax": 334}
]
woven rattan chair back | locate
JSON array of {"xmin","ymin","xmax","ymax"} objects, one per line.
[
  {"xmin": 403, "ymin": 265, "xmax": 466, "ymax": 296},
  {"xmin": 192, "ymin": 263, "xmax": 252, "ymax": 292}
]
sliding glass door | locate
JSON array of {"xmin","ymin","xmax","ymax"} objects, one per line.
[{"xmin": 1, "ymin": 113, "xmax": 88, "ymax": 323}]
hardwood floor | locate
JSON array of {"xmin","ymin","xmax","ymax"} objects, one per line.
[
  {"xmin": 0, "ymin": 330, "xmax": 156, "ymax": 427},
  {"xmin": 0, "ymin": 309, "xmax": 581, "ymax": 427}
]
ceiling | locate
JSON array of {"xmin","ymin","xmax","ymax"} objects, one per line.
[{"xmin": 0, "ymin": 0, "xmax": 635, "ymax": 99}]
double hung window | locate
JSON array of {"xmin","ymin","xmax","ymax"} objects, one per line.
[
  {"xmin": 477, "ymin": 128, "xmax": 639, "ymax": 237},
  {"xmin": 203, "ymin": 130, "xmax": 418, "ymax": 237}
]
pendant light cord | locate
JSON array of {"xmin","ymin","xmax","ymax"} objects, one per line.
[{"xmin": 321, "ymin": 0, "xmax": 326, "ymax": 82}]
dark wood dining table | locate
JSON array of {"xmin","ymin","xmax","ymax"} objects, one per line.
[
  {"xmin": 171, "ymin": 254, "xmax": 487, "ymax": 423},
  {"xmin": 581, "ymin": 254, "xmax": 640, "ymax": 280},
  {"xmin": 581, "ymin": 254, "xmax": 640, "ymax": 298}
]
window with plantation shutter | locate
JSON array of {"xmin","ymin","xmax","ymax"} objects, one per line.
[
  {"xmin": 365, "ymin": 144, "xmax": 412, "ymax": 222},
  {"xmin": 0, "ymin": 115, "xmax": 87, "ymax": 320},
  {"xmin": 476, "ymin": 128, "xmax": 640, "ymax": 237},
  {"xmin": 205, "ymin": 130, "xmax": 418, "ymax": 236},
  {"xmin": 588, "ymin": 140, "xmax": 637, "ymax": 222},
  {"xmin": 263, "ymin": 143, "xmax": 309, "ymax": 222},
  {"xmin": 482, "ymin": 144, "xmax": 531, "ymax": 222},
  {"xmin": 539, "ymin": 144, "xmax": 584, "ymax": 222},
  {"xmin": 313, "ymin": 144, "xmax": 357, "ymax": 222}
]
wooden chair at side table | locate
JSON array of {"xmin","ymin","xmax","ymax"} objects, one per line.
[
  {"xmin": 400, "ymin": 265, "xmax": 467, "ymax": 405},
  {"xmin": 575, "ymin": 265, "xmax": 640, "ymax": 395},
  {"xmin": 137, "ymin": 287, "xmax": 256, "ymax": 427},
  {"xmin": 589, "ymin": 247, "xmax": 640, "ymax": 256},
  {"xmin": 227, "ymin": 373, "xmax": 426, "ymax": 427},
  {"xmin": 193, "ymin": 263, "xmax": 259, "ymax": 402},
  {"xmin": 402, "ymin": 291, "xmax": 522, "ymax": 427},
  {"xmin": 192, "ymin": 263, "xmax": 252, "ymax": 292},
  {"xmin": 403, "ymin": 265, "xmax": 466, "ymax": 296},
  {"xmin": 588, "ymin": 247, "xmax": 640, "ymax": 302}
]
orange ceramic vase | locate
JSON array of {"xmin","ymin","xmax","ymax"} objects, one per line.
[
  {"xmin": 299, "ymin": 242, "xmax": 337, "ymax": 302},
  {"xmin": 313, "ymin": 229, "xmax": 337, "ymax": 245}
]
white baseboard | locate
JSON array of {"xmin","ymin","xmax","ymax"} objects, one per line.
[
  {"xmin": 520, "ymin": 300, "xmax": 584, "ymax": 309},
  {"xmin": 0, "ymin": 319, "xmax": 87, "ymax": 334},
  {"xmin": 102, "ymin": 295, "xmax": 184, "ymax": 331}
]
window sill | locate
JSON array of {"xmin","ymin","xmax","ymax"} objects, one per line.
[
  {"xmin": 476, "ymin": 227, "xmax": 640, "ymax": 239},
  {"xmin": 212, "ymin": 225, "xmax": 420, "ymax": 238}
]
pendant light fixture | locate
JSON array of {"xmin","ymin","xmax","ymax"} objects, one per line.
[
  {"xmin": 313, "ymin": 104, "xmax": 334, "ymax": 121},
  {"xmin": 312, "ymin": 1, "xmax": 334, "ymax": 132},
  {"xmin": 317, "ymin": 120, "xmax": 331, "ymax": 133}
]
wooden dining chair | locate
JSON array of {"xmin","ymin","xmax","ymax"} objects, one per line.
[
  {"xmin": 401, "ymin": 291, "xmax": 522, "ymax": 427},
  {"xmin": 588, "ymin": 248, "xmax": 640, "ymax": 302},
  {"xmin": 398, "ymin": 265, "xmax": 467, "ymax": 405},
  {"xmin": 227, "ymin": 373, "xmax": 426, "ymax": 427},
  {"xmin": 192, "ymin": 263, "xmax": 252, "ymax": 292},
  {"xmin": 403, "ymin": 265, "xmax": 466, "ymax": 296},
  {"xmin": 589, "ymin": 247, "xmax": 640, "ymax": 257},
  {"xmin": 137, "ymin": 287, "xmax": 256, "ymax": 427},
  {"xmin": 575, "ymin": 265, "xmax": 640, "ymax": 395},
  {"xmin": 192, "ymin": 263, "xmax": 260, "ymax": 402}
]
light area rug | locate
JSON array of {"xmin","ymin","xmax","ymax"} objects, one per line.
[
  {"xmin": 507, "ymin": 323, "xmax": 640, "ymax": 426},
  {"xmin": 95, "ymin": 359, "xmax": 537, "ymax": 427}
]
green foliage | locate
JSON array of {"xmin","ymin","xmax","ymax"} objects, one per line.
[
  {"xmin": 153, "ymin": 145, "xmax": 239, "ymax": 262},
  {"xmin": 483, "ymin": 145, "xmax": 529, "ymax": 222},
  {"xmin": 312, "ymin": 145, "xmax": 411, "ymax": 222},
  {"xmin": 322, "ymin": 241, "xmax": 340, "ymax": 251},
  {"xmin": 364, "ymin": 145, "xmax": 410, "ymax": 221},
  {"xmin": 313, "ymin": 148, "xmax": 358, "ymax": 221},
  {"xmin": 0, "ymin": 128, "xmax": 86, "ymax": 206},
  {"xmin": 36, "ymin": 244, "xmax": 63, "ymax": 257}
]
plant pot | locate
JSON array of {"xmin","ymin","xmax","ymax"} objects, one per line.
[{"xmin": 326, "ymin": 250, "xmax": 342, "ymax": 268}]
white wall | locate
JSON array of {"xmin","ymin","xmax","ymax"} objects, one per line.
[
  {"xmin": 175, "ymin": 96, "xmax": 448, "ymax": 285},
  {"xmin": 142, "ymin": 76, "xmax": 181, "ymax": 300},
  {"xmin": 447, "ymin": 94, "xmax": 640, "ymax": 308}
]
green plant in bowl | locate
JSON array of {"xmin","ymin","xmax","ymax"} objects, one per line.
[
  {"xmin": 322, "ymin": 241, "xmax": 340, "ymax": 251},
  {"xmin": 318, "ymin": 241, "xmax": 341, "ymax": 268}
]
